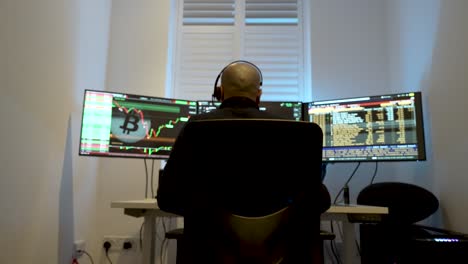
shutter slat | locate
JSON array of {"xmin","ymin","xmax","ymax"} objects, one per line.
[
  {"xmin": 183, "ymin": 0, "xmax": 235, "ymax": 25},
  {"xmin": 246, "ymin": 11, "xmax": 297, "ymax": 18},
  {"xmin": 184, "ymin": 11, "xmax": 234, "ymax": 18},
  {"xmin": 245, "ymin": 0, "xmax": 297, "ymax": 25},
  {"xmin": 185, "ymin": 0, "xmax": 233, "ymax": 3},
  {"xmin": 246, "ymin": 4, "xmax": 296, "ymax": 11},
  {"xmin": 247, "ymin": 0, "xmax": 297, "ymax": 3}
]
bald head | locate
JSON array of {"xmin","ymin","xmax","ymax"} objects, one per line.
[{"xmin": 220, "ymin": 61, "xmax": 262, "ymax": 103}]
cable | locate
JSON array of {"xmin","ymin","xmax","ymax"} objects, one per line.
[
  {"xmin": 159, "ymin": 218, "xmax": 176, "ymax": 264},
  {"xmin": 329, "ymin": 221, "xmax": 342, "ymax": 264},
  {"xmin": 105, "ymin": 252, "xmax": 113, "ymax": 264},
  {"xmin": 103, "ymin": 241, "xmax": 113, "ymax": 264},
  {"xmin": 155, "ymin": 218, "xmax": 164, "ymax": 241},
  {"xmin": 105, "ymin": 253, "xmax": 113, "ymax": 264},
  {"xmin": 139, "ymin": 221, "xmax": 144, "ymax": 251},
  {"xmin": 355, "ymin": 238, "xmax": 361, "ymax": 256},
  {"xmin": 144, "ymin": 159, "xmax": 149, "ymax": 198},
  {"xmin": 333, "ymin": 162, "xmax": 361, "ymax": 204},
  {"xmin": 369, "ymin": 162, "xmax": 379, "ymax": 185},
  {"xmin": 151, "ymin": 159, "xmax": 155, "ymax": 197},
  {"xmin": 160, "ymin": 237, "xmax": 169, "ymax": 264},
  {"xmin": 321, "ymin": 162, "xmax": 329, "ymax": 182},
  {"xmin": 77, "ymin": 250, "xmax": 95, "ymax": 264}
]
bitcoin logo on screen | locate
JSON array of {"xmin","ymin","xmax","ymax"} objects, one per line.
[
  {"xmin": 120, "ymin": 114, "xmax": 139, "ymax": 134},
  {"xmin": 111, "ymin": 112, "xmax": 150, "ymax": 144}
]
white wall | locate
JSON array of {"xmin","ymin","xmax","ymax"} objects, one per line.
[
  {"xmin": 0, "ymin": 1, "xmax": 76, "ymax": 262},
  {"xmin": 310, "ymin": 0, "xmax": 389, "ymax": 101},
  {"xmin": 309, "ymin": 0, "xmax": 395, "ymax": 206},
  {"xmin": 0, "ymin": 0, "xmax": 111, "ymax": 263},
  {"xmin": 73, "ymin": 0, "xmax": 112, "ymax": 263},
  {"xmin": 387, "ymin": 0, "xmax": 468, "ymax": 232},
  {"xmin": 385, "ymin": 0, "xmax": 441, "ymax": 227},
  {"xmin": 96, "ymin": 1, "xmax": 176, "ymax": 264}
]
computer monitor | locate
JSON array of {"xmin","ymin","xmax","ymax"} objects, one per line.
[
  {"xmin": 197, "ymin": 101, "xmax": 221, "ymax": 114},
  {"xmin": 259, "ymin": 101, "xmax": 303, "ymax": 121},
  {"xmin": 197, "ymin": 100, "xmax": 303, "ymax": 121},
  {"xmin": 304, "ymin": 91, "xmax": 426, "ymax": 162},
  {"xmin": 79, "ymin": 89, "xmax": 197, "ymax": 159}
]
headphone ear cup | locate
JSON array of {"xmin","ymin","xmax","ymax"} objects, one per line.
[
  {"xmin": 213, "ymin": 70, "xmax": 223, "ymax": 101},
  {"xmin": 212, "ymin": 86, "xmax": 221, "ymax": 101}
]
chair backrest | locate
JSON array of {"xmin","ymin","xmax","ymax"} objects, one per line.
[
  {"xmin": 179, "ymin": 119, "xmax": 325, "ymax": 263},
  {"xmin": 219, "ymin": 207, "xmax": 291, "ymax": 263}
]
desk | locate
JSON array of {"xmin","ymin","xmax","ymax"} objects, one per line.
[
  {"xmin": 111, "ymin": 199, "xmax": 388, "ymax": 264},
  {"xmin": 322, "ymin": 203, "xmax": 388, "ymax": 263}
]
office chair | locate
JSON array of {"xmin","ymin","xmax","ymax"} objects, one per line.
[
  {"xmin": 357, "ymin": 182, "xmax": 468, "ymax": 264},
  {"xmin": 164, "ymin": 119, "xmax": 330, "ymax": 264}
]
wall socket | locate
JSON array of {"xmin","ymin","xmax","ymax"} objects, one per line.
[
  {"xmin": 102, "ymin": 236, "xmax": 137, "ymax": 252},
  {"xmin": 74, "ymin": 240, "xmax": 86, "ymax": 257}
]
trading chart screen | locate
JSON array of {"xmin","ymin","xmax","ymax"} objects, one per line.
[
  {"xmin": 79, "ymin": 90, "xmax": 197, "ymax": 159},
  {"xmin": 305, "ymin": 92, "xmax": 426, "ymax": 162}
]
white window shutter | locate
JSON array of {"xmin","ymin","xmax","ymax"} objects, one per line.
[
  {"xmin": 244, "ymin": 0, "xmax": 302, "ymax": 101},
  {"xmin": 173, "ymin": 0, "xmax": 305, "ymax": 101},
  {"xmin": 175, "ymin": 27, "xmax": 236, "ymax": 100},
  {"xmin": 244, "ymin": 26, "xmax": 302, "ymax": 101}
]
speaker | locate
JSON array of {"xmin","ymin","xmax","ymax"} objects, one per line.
[{"xmin": 212, "ymin": 60, "xmax": 263, "ymax": 101}]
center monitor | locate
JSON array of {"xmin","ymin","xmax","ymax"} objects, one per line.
[
  {"xmin": 197, "ymin": 100, "xmax": 303, "ymax": 121},
  {"xmin": 304, "ymin": 92, "xmax": 426, "ymax": 162}
]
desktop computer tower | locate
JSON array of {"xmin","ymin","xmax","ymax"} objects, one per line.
[{"xmin": 360, "ymin": 223, "xmax": 468, "ymax": 264}]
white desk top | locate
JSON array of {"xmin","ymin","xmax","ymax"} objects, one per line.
[
  {"xmin": 111, "ymin": 199, "xmax": 160, "ymax": 209},
  {"xmin": 327, "ymin": 203, "xmax": 388, "ymax": 214},
  {"xmin": 111, "ymin": 199, "xmax": 388, "ymax": 216}
]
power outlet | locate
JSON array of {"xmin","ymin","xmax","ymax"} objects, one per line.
[
  {"xmin": 102, "ymin": 236, "xmax": 137, "ymax": 252},
  {"xmin": 74, "ymin": 240, "xmax": 86, "ymax": 257}
]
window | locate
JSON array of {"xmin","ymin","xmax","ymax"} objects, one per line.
[{"xmin": 170, "ymin": 0, "xmax": 310, "ymax": 101}]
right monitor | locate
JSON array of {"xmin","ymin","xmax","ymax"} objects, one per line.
[{"xmin": 305, "ymin": 92, "xmax": 426, "ymax": 162}]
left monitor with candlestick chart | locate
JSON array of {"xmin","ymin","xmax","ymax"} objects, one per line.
[{"xmin": 78, "ymin": 89, "xmax": 197, "ymax": 159}]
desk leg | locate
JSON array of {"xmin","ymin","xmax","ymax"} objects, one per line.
[
  {"xmin": 142, "ymin": 211, "xmax": 156, "ymax": 264},
  {"xmin": 342, "ymin": 221, "xmax": 356, "ymax": 264}
]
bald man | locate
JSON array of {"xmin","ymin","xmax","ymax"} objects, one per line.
[
  {"xmin": 157, "ymin": 61, "xmax": 285, "ymax": 215},
  {"xmin": 157, "ymin": 61, "xmax": 330, "ymax": 263}
]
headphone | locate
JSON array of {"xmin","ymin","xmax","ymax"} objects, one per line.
[{"xmin": 212, "ymin": 60, "xmax": 263, "ymax": 101}]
